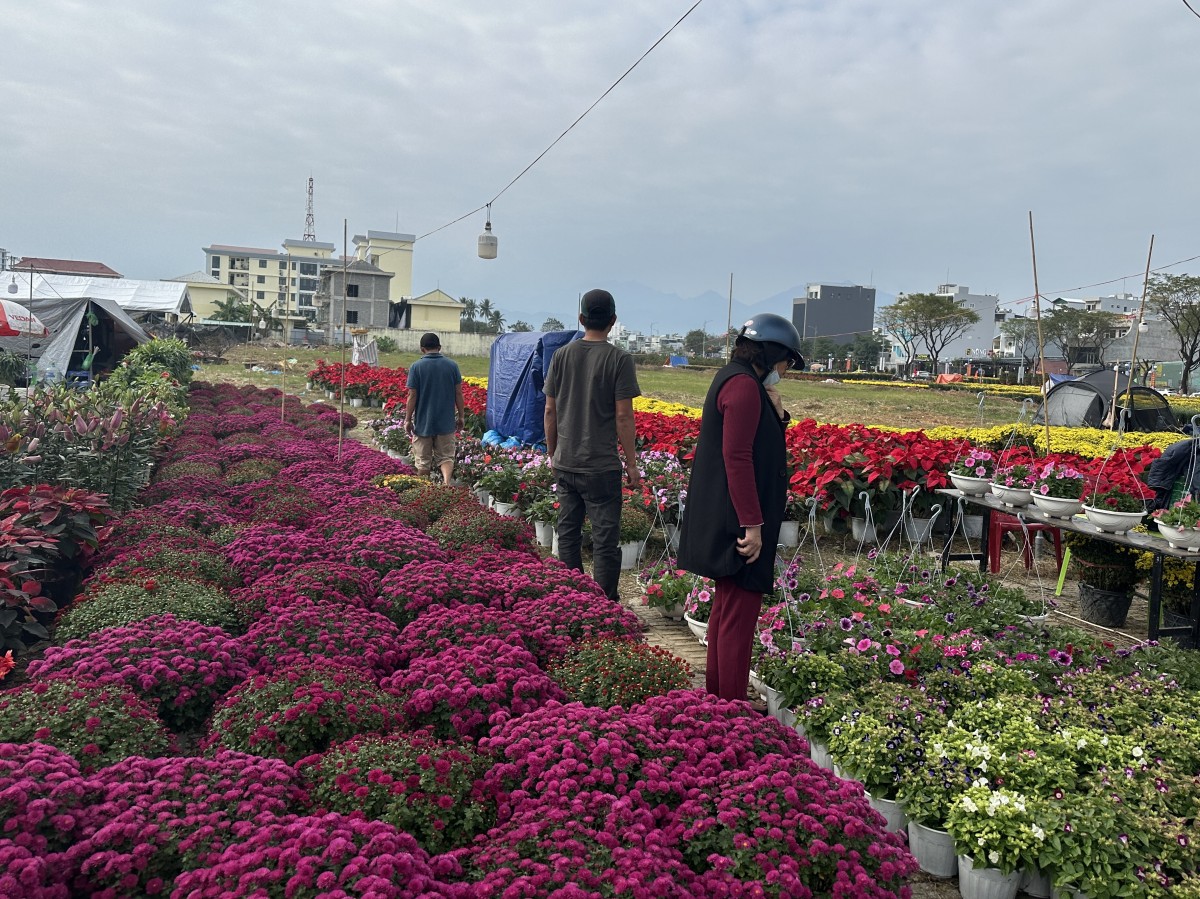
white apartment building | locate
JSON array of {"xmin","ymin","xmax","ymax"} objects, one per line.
[{"xmin": 203, "ymin": 230, "xmax": 415, "ymax": 325}]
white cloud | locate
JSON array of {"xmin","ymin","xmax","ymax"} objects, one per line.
[{"xmin": 1, "ymin": 0, "xmax": 1197, "ymax": 328}]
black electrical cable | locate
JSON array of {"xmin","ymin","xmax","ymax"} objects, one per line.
[{"xmin": 416, "ymin": 0, "xmax": 707, "ymax": 242}]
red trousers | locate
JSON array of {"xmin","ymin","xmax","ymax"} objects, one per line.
[{"xmin": 706, "ymin": 577, "xmax": 762, "ymax": 701}]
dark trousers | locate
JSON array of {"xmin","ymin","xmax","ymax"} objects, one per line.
[
  {"xmin": 555, "ymin": 468, "xmax": 623, "ymax": 601},
  {"xmin": 706, "ymin": 576, "xmax": 762, "ymax": 701}
]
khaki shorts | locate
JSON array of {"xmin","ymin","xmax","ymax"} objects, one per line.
[{"xmin": 412, "ymin": 433, "xmax": 456, "ymax": 472}]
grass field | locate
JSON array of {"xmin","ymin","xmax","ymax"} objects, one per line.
[{"xmin": 212, "ymin": 343, "xmax": 1024, "ymax": 430}]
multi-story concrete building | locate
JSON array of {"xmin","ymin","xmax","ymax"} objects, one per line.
[
  {"xmin": 203, "ymin": 239, "xmax": 343, "ymax": 325},
  {"xmin": 314, "ymin": 261, "xmax": 394, "ymax": 335},
  {"xmin": 791, "ymin": 284, "xmax": 876, "ymax": 347},
  {"xmin": 203, "ymin": 230, "xmax": 424, "ymax": 331},
  {"xmin": 352, "ymin": 231, "xmax": 414, "ymax": 304}
]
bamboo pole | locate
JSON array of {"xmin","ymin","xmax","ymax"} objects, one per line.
[
  {"xmin": 1120, "ymin": 236, "xmax": 1156, "ymax": 424},
  {"xmin": 725, "ymin": 273, "xmax": 734, "ymax": 361},
  {"xmin": 1029, "ymin": 212, "xmax": 1052, "ymax": 454},
  {"xmin": 338, "ymin": 219, "xmax": 348, "ymax": 461}
]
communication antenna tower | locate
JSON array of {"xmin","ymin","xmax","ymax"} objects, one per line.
[{"xmin": 303, "ymin": 177, "xmax": 316, "ymax": 241}]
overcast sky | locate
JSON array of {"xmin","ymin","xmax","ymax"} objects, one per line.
[{"xmin": 3, "ymin": 0, "xmax": 1198, "ymax": 328}]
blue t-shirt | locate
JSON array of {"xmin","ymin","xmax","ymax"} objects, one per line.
[{"xmin": 407, "ymin": 352, "xmax": 461, "ymax": 436}]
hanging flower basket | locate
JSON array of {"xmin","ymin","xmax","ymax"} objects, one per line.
[
  {"xmin": 1154, "ymin": 521, "xmax": 1200, "ymax": 552},
  {"xmin": 1082, "ymin": 505, "xmax": 1144, "ymax": 534},
  {"xmin": 990, "ymin": 483, "xmax": 1032, "ymax": 508},
  {"xmin": 1031, "ymin": 495, "xmax": 1083, "ymax": 519},
  {"xmin": 950, "ymin": 473, "xmax": 991, "ymax": 496}
]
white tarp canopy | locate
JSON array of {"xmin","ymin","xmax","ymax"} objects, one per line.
[
  {"xmin": 0, "ymin": 294, "xmax": 150, "ymax": 378},
  {"xmin": 8, "ymin": 272, "xmax": 192, "ymax": 317}
]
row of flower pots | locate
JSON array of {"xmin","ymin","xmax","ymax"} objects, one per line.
[
  {"xmin": 743, "ymin": 548, "xmax": 1200, "ymax": 899},
  {"xmin": 755, "ymin": 689, "xmax": 1088, "ymax": 899}
]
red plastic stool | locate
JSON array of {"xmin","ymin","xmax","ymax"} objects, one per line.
[{"xmin": 987, "ymin": 513, "xmax": 1063, "ymax": 574}]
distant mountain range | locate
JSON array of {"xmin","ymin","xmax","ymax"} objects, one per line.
[{"xmin": 506, "ymin": 280, "xmax": 896, "ymax": 335}]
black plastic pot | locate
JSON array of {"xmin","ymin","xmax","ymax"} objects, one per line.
[{"xmin": 1078, "ymin": 582, "xmax": 1134, "ymax": 628}]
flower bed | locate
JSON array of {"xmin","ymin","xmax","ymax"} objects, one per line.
[
  {"xmin": 30, "ymin": 376, "xmax": 1190, "ymax": 892},
  {"xmin": 27, "ymin": 614, "xmax": 250, "ymax": 731}
]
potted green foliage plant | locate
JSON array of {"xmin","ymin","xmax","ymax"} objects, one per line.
[
  {"xmin": 641, "ymin": 567, "xmax": 699, "ymax": 620},
  {"xmin": 1065, "ymin": 532, "xmax": 1141, "ymax": 628}
]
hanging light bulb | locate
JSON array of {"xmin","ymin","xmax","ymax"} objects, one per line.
[
  {"xmin": 477, "ymin": 204, "xmax": 498, "ymax": 260},
  {"xmin": 7, "ymin": 275, "xmax": 17, "ymax": 295},
  {"xmin": 1138, "ymin": 321, "xmax": 1149, "ymax": 334}
]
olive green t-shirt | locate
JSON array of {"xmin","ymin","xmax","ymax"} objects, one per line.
[{"xmin": 543, "ymin": 339, "xmax": 640, "ymax": 474}]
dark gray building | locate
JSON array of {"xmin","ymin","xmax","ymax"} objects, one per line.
[
  {"xmin": 791, "ymin": 284, "xmax": 876, "ymax": 347},
  {"xmin": 314, "ymin": 260, "xmax": 394, "ymax": 337}
]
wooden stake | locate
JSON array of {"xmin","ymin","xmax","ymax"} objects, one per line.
[
  {"xmin": 1121, "ymin": 236, "xmax": 1156, "ymax": 424},
  {"xmin": 1029, "ymin": 212, "xmax": 1052, "ymax": 455},
  {"xmin": 725, "ymin": 273, "xmax": 734, "ymax": 361},
  {"xmin": 338, "ymin": 219, "xmax": 348, "ymax": 461}
]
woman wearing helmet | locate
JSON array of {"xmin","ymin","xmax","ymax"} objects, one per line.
[{"xmin": 677, "ymin": 312, "xmax": 804, "ymax": 703}]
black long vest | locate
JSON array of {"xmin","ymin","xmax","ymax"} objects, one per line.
[{"xmin": 676, "ymin": 361, "xmax": 788, "ymax": 593}]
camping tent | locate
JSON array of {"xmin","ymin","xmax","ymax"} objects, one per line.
[
  {"xmin": 0, "ymin": 294, "xmax": 150, "ymax": 380},
  {"xmin": 486, "ymin": 330, "xmax": 582, "ymax": 445},
  {"xmin": 1035, "ymin": 368, "xmax": 1176, "ymax": 432}
]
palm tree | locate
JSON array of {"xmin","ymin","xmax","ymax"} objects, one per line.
[
  {"xmin": 487, "ymin": 309, "xmax": 506, "ymax": 334},
  {"xmin": 459, "ymin": 297, "xmax": 477, "ymax": 325},
  {"xmin": 477, "ymin": 298, "xmax": 495, "ymax": 323},
  {"xmin": 212, "ymin": 292, "xmax": 251, "ymax": 323}
]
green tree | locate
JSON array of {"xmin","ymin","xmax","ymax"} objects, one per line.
[
  {"xmin": 212, "ymin": 292, "xmax": 252, "ymax": 323},
  {"xmin": 541, "ymin": 316, "xmax": 566, "ymax": 332},
  {"xmin": 876, "ymin": 306, "xmax": 918, "ymax": 375},
  {"xmin": 999, "ymin": 316, "xmax": 1040, "ymax": 372},
  {"xmin": 1147, "ymin": 273, "xmax": 1200, "ymax": 393},
  {"xmin": 459, "ymin": 297, "xmax": 478, "ymax": 324},
  {"xmin": 683, "ymin": 328, "xmax": 709, "ymax": 355},
  {"xmin": 849, "ymin": 331, "xmax": 886, "ymax": 370},
  {"xmin": 486, "ymin": 309, "xmax": 506, "ymax": 334},
  {"xmin": 884, "ymin": 292, "xmax": 980, "ymax": 373},
  {"xmin": 1042, "ymin": 305, "xmax": 1124, "ymax": 373},
  {"xmin": 510, "ymin": 320, "xmax": 533, "ymax": 332}
]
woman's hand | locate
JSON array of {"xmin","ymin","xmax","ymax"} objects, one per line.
[
  {"xmin": 737, "ymin": 525, "xmax": 762, "ymax": 564},
  {"xmin": 765, "ymin": 384, "xmax": 786, "ymax": 420}
]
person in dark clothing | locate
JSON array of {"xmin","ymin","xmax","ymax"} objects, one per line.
[
  {"xmin": 677, "ymin": 312, "xmax": 804, "ymax": 702},
  {"xmin": 1147, "ymin": 434, "xmax": 1200, "ymax": 510},
  {"xmin": 543, "ymin": 289, "xmax": 642, "ymax": 601}
]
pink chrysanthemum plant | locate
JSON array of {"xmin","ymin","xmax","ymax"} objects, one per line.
[{"xmin": 1033, "ymin": 460, "xmax": 1086, "ymax": 500}]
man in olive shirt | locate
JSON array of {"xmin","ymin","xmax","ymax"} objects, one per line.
[{"xmin": 543, "ymin": 289, "xmax": 641, "ymax": 601}]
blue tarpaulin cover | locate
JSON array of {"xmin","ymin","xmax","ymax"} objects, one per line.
[
  {"xmin": 486, "ymin": 330, "xmax": 582, "ymax": 445},
  {"xmin": 669, "ymin": 355, "xmax": 688, "ymax": 367}
]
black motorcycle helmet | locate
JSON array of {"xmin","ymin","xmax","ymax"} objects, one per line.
[{"xmin": 738, "ymin": 313, "xmax": 806, "ymax": 371}]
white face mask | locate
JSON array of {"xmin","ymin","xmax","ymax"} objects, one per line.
[{"xmin": 762, "ymin": 369, "xmax": 781, "ymax": 388}]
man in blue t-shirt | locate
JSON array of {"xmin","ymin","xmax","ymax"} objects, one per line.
[{"xmin": 405, "ymin": 332, "xmax": 465, "ymax": 484}]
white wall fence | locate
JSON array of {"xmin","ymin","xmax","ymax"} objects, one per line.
[
  {"xmin": 364, "ymin": 329, "xmax": 498, "ymax": 358},
  {"xmin": 308, "ymin": 328, "xmax": 499, "ymax": 358}
]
